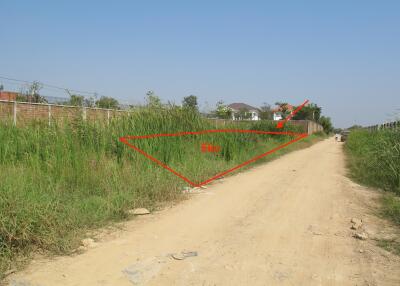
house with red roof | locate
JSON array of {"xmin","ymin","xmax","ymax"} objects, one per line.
[
  {"xmin": 272, "ymin": 103, "xmax": 294, "ymax": 121},
  {"xmin": 0, "ymin": 91, "xmax": 18, "ymax": 101}
]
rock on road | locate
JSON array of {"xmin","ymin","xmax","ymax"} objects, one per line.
[{"xmin": 8, "ymin": 138, "xmax": 400, "ymax": 285}]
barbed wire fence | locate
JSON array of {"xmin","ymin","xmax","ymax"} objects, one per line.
[
  {"xmin": 365, "ymin": 121, "xmax": 400, "ymax": 131},
  {"xmin": 0, "ymin": 75, "xmax": 139, "ymax": 108}
]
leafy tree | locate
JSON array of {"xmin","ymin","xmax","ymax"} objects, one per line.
[
  {"xmin": 64, "ymin": 92, "xmax": 98, "ymax": 107},
  {"xmin": 16, "ymin": 81, "xmax": 47, "ymax": 103},
  {"xmin": 146, "ymin": 91, "xmax": 162, "ymax": 109},
  {"xmin": 29, "ymin": 81, "xmax": 45, "ymax": 103},
  {"xmin": 0, "ymin": 84, "xmax": 3, "ymax": 91},
  {"xmin": 319, "ymin": 116, "xmax": 333, "ymax": 133},
  {"xmin": 16, "ymin": 94, "xmax": 28, "ymax": 102},
  {"xmin": 66, "ymin": 95, "xmax": 85, "ymax": 106},
  {"xmin": 333, "ymin": 128, "xmax": 343, "ymax": 134},
  {"xmin": 215, "ymin": 100, "xmax": 232, "ymax": 119},
  {"xmin": 274, "ymin": 102, "xmax": 291, "ymax": 118},
  {"xmin": 347, "ymin": 125, "xmax": 363, "ymax": 130},
  {"xmin": 293, "ymin": 103, "xmax": 321, "ymax": 121},
  {"xmin": 259, "ymin": 103, "xmax": 273, "ymax": 120},
  {"xmin": 84, "ymin": 97, "xmax": 96, "ymax": 108},
  {"xmin": 96, "ymin": 96, "xmax": 119, "ymax": 109},
  {"xmin": 182, "ymin": 95, "xmax": 198, "ymax": 111}
]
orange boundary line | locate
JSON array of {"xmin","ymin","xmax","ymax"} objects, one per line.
[{"xmin": 120, "ymin": 130, "xmax": 308, "ymax": 187}]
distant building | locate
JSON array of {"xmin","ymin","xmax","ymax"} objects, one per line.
[
  {"xmin": 0, "ymin": 91, "xmax": 18, "ymax": 101},
  {"xmin": 273, "ymin": 112, "xmax": 283, "ymax": 121},
  {"xmin": 228, "ymin": 103, "xmax": 260, "ymax": 120}
]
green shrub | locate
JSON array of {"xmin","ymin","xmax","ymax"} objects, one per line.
[{"xmin": 382, "ymin": 195, "xmax": 400, "ymax": 225}]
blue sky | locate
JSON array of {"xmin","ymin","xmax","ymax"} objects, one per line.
[{"xmin": 1, "ymin": 1, "xmax": 399, "ymax": 127}]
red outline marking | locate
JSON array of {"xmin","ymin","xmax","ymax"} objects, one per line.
[
  {"xmin": 276, "ymin": 99, "xmax": 309, "ymax": 128},
  {"xmin": 120, "ymin": 129, "xmax": 308, "ymax": 187}
]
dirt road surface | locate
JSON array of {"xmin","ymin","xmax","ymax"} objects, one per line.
[{"xmin": 8, "ymin": 138, "xmax": 400, "ymax": 285}]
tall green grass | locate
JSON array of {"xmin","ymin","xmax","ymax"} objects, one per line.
[
  {"xmin": 345, "ymin": 129, "xmax": 400, "ymax": 194},
  {"xmin": 0, "ymin": 108, "xmax": 310, "ymax": 277},
  {"xmin": 345, "ymin": 129, "xmax": 400, "ymax": 229}
]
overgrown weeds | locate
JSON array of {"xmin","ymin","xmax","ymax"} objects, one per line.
[
  {"xmin": 376, "ymin": 238, "xmax": 400, "ymax": 256},
  {"xmin": 381, "ymin": 195, "xmax": 400, "ymax": 226},
  {"xmin": 345, "ymin": 129, "xmax": 400, "ymax": 195},
  {"xmin": 0, "ymin": 109, "xmax": 316, "ymax": 277},
  {"xmin": 345, "ymin": 129, "xmax": 400, "ymax": 254}
]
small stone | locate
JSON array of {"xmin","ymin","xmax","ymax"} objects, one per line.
[
  {"xmin": 183, "ymin": 187, "xmax": 204, "ymax": 194},
  {"xmin": 354, "ymin": 232, "xmax": 368, "ymax": 240},
  {"xmin": 171, "ymin": 253, "xmax": 185, "ymax": 260},
  {"xmin": 313, "ymin": 231, "xmax": 323, "ymax": 235},
  {"xmin": 350, "ymin": 218, "xmax": 363, "ymax": 230},
  {"xmin": 81, "ymin": 238, "xmax": 96, "ymax": 248},
  {"xmin": 351, "ymin": 218, "xmax": 362, "ymax": 224},
  {"xmin": 359, "ymin": 249, "xmax": 364, "ymax": 253},
  {"xmin": 170, "ymin": 251, "xmax": 198, "ymax": 260},
  {"xmin": 129, "ymin": 208, "xmax": 150, "ymax": 215}
]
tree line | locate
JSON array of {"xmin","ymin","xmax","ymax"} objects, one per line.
[
  {"xmin": 11, "ymin": 82, "xmax": 333, "ymax": 132},
  {"xmin": 214, "ymin": 100, "xmax": 333, "ymax": 133}
]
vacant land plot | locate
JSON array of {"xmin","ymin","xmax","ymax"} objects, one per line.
[
  {"xmin": 0, "ymin": 108, "xmax": 318, "ymax": 278},
  {"xmin": 7, "ymin": 139, "xmax": 400, "ymax": 285}
]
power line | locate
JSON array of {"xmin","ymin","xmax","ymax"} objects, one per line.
[
  {"xmin": 0, "ymin": 75, "xmax": 104, "ymax": 96},
  {"xmin": 0, "ymin": 74, "xmax": 146, "ymax": 107}
]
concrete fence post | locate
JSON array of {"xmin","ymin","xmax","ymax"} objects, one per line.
[
  {"xmin": 82, "ymin": 106, "xmax": 87, "ymax": 121},
  {"xmin": 107, "ymin": 110, "xmax": 110, "ymax": 126},
  {"xmin": 48, "ymin": 105, "xmax": 51, "ymax": 126},
  {"xmin": 13, "ymin": 101, "xmax": 17, "ymax": 126}
]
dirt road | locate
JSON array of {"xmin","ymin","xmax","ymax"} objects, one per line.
[{"xmin": 8, "ymin": 138, "xmax": 400, "ymax": 285}]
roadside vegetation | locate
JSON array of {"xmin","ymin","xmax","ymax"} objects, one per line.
[
  {"xmin": 345, "ymin": 128, "xmax": 400, "ymax": 251},
  {"xmin": 345, "ymin": 129, "xmax": 400, "ymax": 195},
  {"xmin": 0, "ymin": 107, "xmax": 324, "ymax": 278}
]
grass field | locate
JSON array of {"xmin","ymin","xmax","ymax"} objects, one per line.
[
  {"xmin": 345, "ymin": 129, "xmax": 400, "ymax": 229},
  {"xmin": 0, "ymin": 108, "xmax": 322, "ymax": 277}
]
